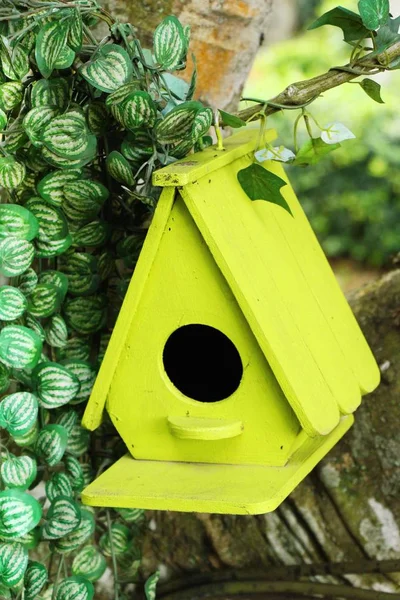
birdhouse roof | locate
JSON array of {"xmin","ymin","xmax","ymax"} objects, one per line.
[{"xmin": 83, "ymin": 128, "xmax": 379, "ymax": 438}]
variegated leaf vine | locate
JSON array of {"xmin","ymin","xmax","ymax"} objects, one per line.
[{"xmin": 0, "ymin": 0, "xmax": 194, "ymax": 597}]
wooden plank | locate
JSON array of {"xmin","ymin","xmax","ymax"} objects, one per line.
[
  {"xmin": 81, "ymin": 416, "xmax": 353, "ymax": 515},
  {"xmin": 152, "ymin": 128, "xmax": 276, "ymax": 188},
  {"xmin": 181, "ymin": 159, "xmax": 361, "ymax": 436},
  {"xmin": 81, "ymin": 188, "xmax": 175, "ymax": 431}
]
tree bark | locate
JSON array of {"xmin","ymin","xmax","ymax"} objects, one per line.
[
  {"xmin": 140, "ymin": 270, "xmax": 400, "ymax": 593},
  {"xmin": 102, "ymin": 0, "xmax": 274, "ymax": 110}
]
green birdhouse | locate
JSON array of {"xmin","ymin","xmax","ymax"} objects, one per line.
[{"xmin": 81, "ymin": 128, "xmax": 380, "ymax": 515}]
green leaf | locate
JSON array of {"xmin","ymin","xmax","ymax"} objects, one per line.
[
  {"xmin": 294, "ymin": 137, "xmax": 341, "ymax": 166},
  {"xmin": 358, "ymin": 0, "xmax": 390, "ymax": 30},
  {"xmin": 72, "ymin": 546, "xmax": 107, "ymax": 582},
  {"xmin": 0, "ymin": 237, "xmax": 34, "ymax": 277},
  {"xmin": 64, "ymin": 455, "xmax": 85, "ymax": 492},
  {"xmin": 0, "ymin": 326, "xmax": 42, "ymax": 370},
  {"xmin": 41, "ymin": 112, "xmax": 96, "ymax": 161},
  {"xmin": 27, "ymin": 284, "xmax": 61, "ymax": 318},
  {"xmin": 100, "ymin": 523, "xmax": 131, "ymax": 556},
  {"xmin": 12, "ymin": 422, "xmax": 39, "ymax": 448},
  {"xmin": 54, "ymin": 46, "xmax": 75, "ymax": 70},
  {"xmin": 59, "ymin": 252, "xmax": 99, "ymax": 296},
  {"xmin": 121, "ymin": 131, "xmax": 153, "ymax": 164},
  {"xmin": 219, "ymin": 109, "xmax": 246, "ymax": 128},
  {"xmin": 87, "ymin": 102, "xmax": 108, "ymax": 136},
  {"xmin": 61, "ymin": 361, "xmax": 96, "ymax": 405},
  {"xmin": 0, "ymin": 108, "xmax": 7, "ymax": 131},
  {"xmin": 374, "ymin": 23, "xmax": 400, "ymax": 51},
  {"xmin": 35, "ymin": 20, "xmax": 69, "ymax": 78},
  {"xmin": 38, "ymin": 169, "xmax": 83, "ymax": 207},
  {"xmin": 35, "ymin": 235, "xmax": 73, "ymax": 259},
  {"xmin": 1, "ymin": 45, "xmax": 30, "ymax": 81},
  {"xmin": 68, "ymin": 8, "xmax": 83, "ymax": 52},
  {"xmin": 106, "ymin": 151, "xmax": 135, "ymax": 186},
  {"xmin": 31, "ymin": 78, "xmax": 70, "ymax": 110},
  {"xmin": 237, "ymin": 163, "xmax": 292, "ymax": 215},
  {"xmin": 43, "ymin": 496, "xmax": 81, "ymax": 540},
  {"xmin": 72, "ymin": 220, "xmax": 110, "ymax": 248},
  {"xmin": 1, "ymin": 454, "xmax": 37, "ymax": 490},
  {"xmin": 38, "ymin": 270, "xmax": 69, "ymax": 303},
  {"xmin": 0, "ymin": 542, "xmax": 28, "ymax": 587},
  {"xmin": 32, "ymin": 362, "xmax": 80, "ymax": 409},
  {"xmin": 0, "ymin": 490, "xmax": 42, "ymax": 541},
  {"xmin": 64, "ymin": 295, "xmax": 107, "ymax": 335},
  {"xmin": 18, "ymin": 269, "xmax": 38, "ymax": 297},
  {"xmin": 0, "ymin": 158, "xmax": 26, "ymax": 190},
  {"xmin": 0, "ymin": 392, "xmax": 38, "ymax": 436},
  {"xmin": 23, "ymin": 106, "xmax": 60, "ymax": 147},
  {"xmin": 155, "ymin": 101, "xmax": 203, "ymax": 144},
  {"xmin": 0, "ymin": 286, "xmax": 27, "ymax": 321},
  {"xmin": 117, "ymin": 507, "xmax": 145, "ymax": 524},
  {"xmin": 65, "ymin": 423, "xmax": 90, "ymax": 457},
  {"xmin": 56, "ymin": 337, "xmax": 91, "ymax": 363},
  {"xmin": 52, "ymin": 509, "xmax": 95, "ymax": 553},
  {"xmin": 123, "ymin": 91, "xmax": 157, "ymax": 130},
  {"xmin": 80, "ymin": 44, "xmax": 133, "ymax": 93},
  {"xmin": 0, "ymin": 363, "xmax": 9, "ymax": 395},
  {"xmin": 308, "ymin": 6, "xmax": 370, "ymax": 41},
  {"xmin": 45, "ymin": 314, "xmax": 69, "ymax": 348},
  {"xmin": 153, "ymin": 15, "xmax": 187, "ymax": 70},
  {"xmin": 62, "ymin": 180, "xmax": 109, "ymax": 224},
  {"xmin": 55, "ymin": 575, "xmax": 94, "ymax": 600},
  {"xmin": 3, "ymin": 117, "xmax": 28, "ymax": 154},
  {"xmin": 145, "ymin": 571, "xmax": 160, "ymax": 600},
  {"xmin": 45, "ymin": 472, "xmax": 74, "ymax": 502},
  {"xmin": 56, "ymin": 410, "xmax": 79, "ymax": 434},
  {"xmin": 0, "ymin": 82, "xmax": 23, "ymax": 111},
  {"xmin": 35, "ymin": 424, "xmax": 68, "ymax": 466},
  {"xmin": 191, "ymin": 108, "xmax": 213, "ymax": 141},
  {"xmin": 24, "ymin": 561, "xmax": 48, "ymax": 600}
]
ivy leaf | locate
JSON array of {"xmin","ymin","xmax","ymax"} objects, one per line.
[
  {"xmin": 219, "ymin": 110, "xmax": 246, "ymax": 128},
  {"xmin": 359, "ymin": 78, "xmax": 384, "ymax": 103},
  {"xmin": 358, "ymin": 0, "xmax": 390, "ymax": 30},
  {"xmin": 255, "ymin": 146, "xmax": 296, "ymax": 163},
  {"xmin": 293, "ymin": 137, "xmax": 341, "ymax": 166},
  {"xmin": 35, "ymin": 21, "xmax": 69, "ymax": 79},
  {"xmin": 0, "ymin": 490, "xmax": 42, "ymax": 541},
  {"xmin": 237, "ymin": 163, "xmax": 292, "ymax": 215},
  {"xmin": 24, "ymin": 561, "xmax": 48, "ymax": 600},
  {"xmin": 308, "ymin": 7, "xmax": 370, "ymax": 42},
  {"xmin": 72, "ymin": 546, "xmax": 107, "ymax": 582},
  {"xmin": 80, "ymin": 44, "xmax": 133, "ymax": 93},
  {"xmin": 321, "ymin": 122, "xmax": 356, "ymax": 144},
  {"xmin": 153, "ymin": 16, "xmax": 187, "ymax": 70}
]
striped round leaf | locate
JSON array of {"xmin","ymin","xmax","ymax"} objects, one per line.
[
  {"xmin": 145, "ymin": 571, "xmax": 160, "ymax": 600},
  {"xmin": 106, "ymin": 151, "xmax": 135, "ymax": 186},
  {"xmin": 12, "ymin": 421, "xmax": 39, "ymax": 448},
  {"xmin": 23, "ymin": 106, "xmax": 60, "ymax": 147},
  {"xmin": 54, "ymin": 46, "xmax": 75, "ymax": 70},
  {"xmin": 41, "ymin": 141, "xmax": 97, "ymax": 170},
  {"xmin": 80, "ymin": 463, "xmax": 93, "ymax": 487},
  {"xmin": 18, "ymin": 269, "xmax": 38, "ymax": 296},
  {"xmin": 9, "ymin": 525, "xmax": 40, "ymax": 550},
  {"xmin": 56, "ymin": 410, "xmax": 78, "ymax": 434},
  {"xmin": 64, "ymin": 455, "xmax": 84, "ymax": 492},
  {"xmin": 38, "ymin": 271, "xmax": 69, "ymax": 303},
  {"xmin": 35, "ymin": 20, "xmax": 69, "ymax": 79},
  {"xmin": 121, "ymin": 131, "xmax": 153, "ymax": 164},
  {"xmin": 63, "ymin": 180, "xmax": 109, "ymax": 222},
  {"xmin": 0, "ymin": 287, "xmax": 27, "ymax": 321},
  {"xmin": 35, "ymin": 234, "xmax": 73, "ymax": 258},
  {"xmin": 33, "ymin": 362, "xmax": 80, "ymax": 409},
  {"xmin": 37, "ymin": 169, "xmax": 83, "ymax": 207},
  {"xmin": 0, "ymin": 326, "xmax": 42, "ymax": 369},
  {"xmin": 87, "ymin": 102, "xmax": 108, "ymax": 136},
  {"xmin": 0, "ymin": 82, "xmax": 23, "ymax": 111},
  {"xmin": 24, "ymin": 561, "xmax": 48, "ymax": 600},
  {"xmin": 0, "ymin": 542, "xmax": 28, "ymax": 588},
  {"xmin": 0, "ymin": 363, "xmax": 9, "ymax": 395},
  {"xmin": 106, "ymin": 82, "xmax": 141, "ymax": 107},
  {"xmin": 0, "ymin": 392, "xmax": 38, "ymax": 436},
  {"xmin": 27, "ymin": 284, "xmax": 61, "ymax": 318},
  {"xmin": 1, "ymin": 45, "xmax": 29, "ymax": 81},
  {"xmin": 62, "ymin": 361, "xmax": 96, "ymax": 405},
  {"xmin": 1, "ymin": 454, "xmax": 37, "ymax": 490},
  {"xmin": 122, "ymin": 91, "xmax": 157, "ymax": 130},
  {"xmin": 46, "ymin": 472, "xmax": 74, "ymax": 502},
  {"xmin": 100, "ymin": 523, "xmax": 131, "ymax": 556},
  {"xmin": 59, "ymin": 252, "xmax": 99, "ymax": 297},
  {"xmin": 192, "ymin": 107, "xmax": 213, "ymax": 141},
  {"xmin": 0, "ymin": 490, "xmax": 42, "ymax": 541},
  {"xmin": 41, "ymin": 113, "xmax": 96, "ymax": 161},
  {"xmin": 52, "ymin": 509, "xmax": 95, "ymax": 553},
  {"xmin": 68, "ymin": 8, "xmax": 83, "ymax": 52},
  {"xmin": 25, "ymin": 198, "xmax": 69, "ymax": 243},
  {"xmin": 55, "ymin": 576, "xmax": 94, "ymax": 600},
  {"xmin": 24, "ymin": 145, "xmax": 49, "ymax": 173},
  {"xmin": 35, "ymin": 424, "xmax": 68, "ymax": 466},
  {"xmin": 45, "ymin": 315, "xmax": 68, "ymax": 348},
  {"xmin": 153, "ymin": 16, "xmax": 187, "ymax": 71},
  {"xmin": 80, "ymin": 44, "xmax": 133, "ymax": 93},
  {"xmin": 118, "ymin": 546, "xmax": 141, "ymax": 578},
  {"xmin": 0, "ymin": 158, "xmax": 26, "ymax": 190},
  {"xmin": 155, "ymin": 101, "xmax": 203, "ymax": 144},
  {"xmin": 64, "ymin": 296, "xmax": 107, "ymax": 335},
  {"xmin": 117, "ymin": 507, "xmax": 145, "ymax": 525},
  {"xmin": 65, "ymin": 424, "xmax": 90, "ymax": 457},
  {"xmin": 25, "ymin": 314, "xmax": 46, "ymax": 342},
  {"xmin": 0, "ymin": 237, "xmax": 34, "ymax": 277},
  {"xmin": 31, "ymin": 78, "xmax": 70, "ymax": 111},
  {"xmin": 43, "ymin": 496, "xmax": 81, "ymax": 540},
  {"xmin": 73, "ymin": 221, "xmax": 109, "ymax": 248},
  {"xmin": 72, "ymin": 546, "xmax": 106, "ymax": 582},
  {"xmin": 98, "ymin": 252, "xmax": 114, "ymax": 281},
  {"xmin": 3, "ymin": 122, "xmax": 29, "ymax": 157},
  {"xmin": 0, "ymin": 109, "xmax": 6, "ymax": 131},
  {"xmin": 56, "ymin": 337, "xmax": 91, "ymax": 363}
]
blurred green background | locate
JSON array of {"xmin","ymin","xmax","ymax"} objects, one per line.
[{"xmin": 242, "ymin": 0, "xmax": 399, "ymax": 281}]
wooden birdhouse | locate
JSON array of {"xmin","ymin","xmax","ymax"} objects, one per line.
[{"xmin": 81, "ymin": 128, "xmax": 380, "ymax": 515}]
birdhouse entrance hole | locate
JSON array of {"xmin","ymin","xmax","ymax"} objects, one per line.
[{"xmin": 163, "ymin": 324, "xmax": 243, "ymax": 403}]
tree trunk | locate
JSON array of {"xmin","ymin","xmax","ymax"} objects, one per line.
[
  {"xmin": 140, "ymin": 270, "xmax": 400, "ymax": 593},
  {"xmin": 102, "ymin": 0, "xmax": 274, "ymax": 110}
]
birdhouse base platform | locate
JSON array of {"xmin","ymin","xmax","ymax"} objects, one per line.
[{"xmin": 82, "ymin": 416, "xmax": 353, "ymax": 515}]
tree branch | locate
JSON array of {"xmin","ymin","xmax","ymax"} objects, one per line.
[{"xmin": 237, "ymin": 40, "xmax": 400, "ymax": 122}]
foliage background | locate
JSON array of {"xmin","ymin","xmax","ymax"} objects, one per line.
[{"xmin": 244, "ymin": 0, "xmax": 400, "ymax": 267}]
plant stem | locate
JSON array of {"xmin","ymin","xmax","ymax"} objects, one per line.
[{"xmin": 107, "ymin": 509, "xmax": 120, "ymax": 600}]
